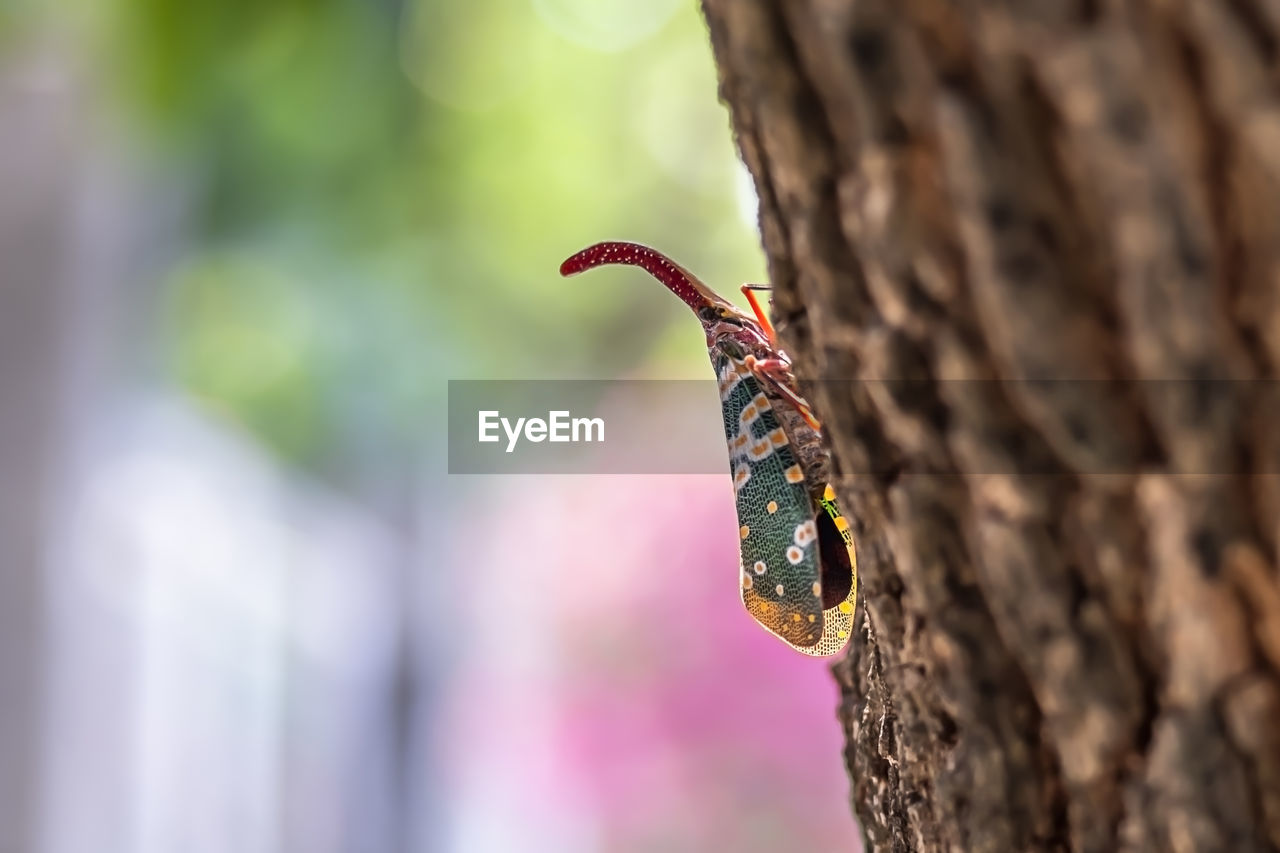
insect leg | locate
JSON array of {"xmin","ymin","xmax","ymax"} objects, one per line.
[
  {"xmin": 740, "ymin": 284, "xmax": 777, "ymax": 348},
  {"xmin": 743, "ymin": 354, "xmax": 822, "ymax": 431}
]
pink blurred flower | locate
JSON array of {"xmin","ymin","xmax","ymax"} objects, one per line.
[{"xmin": 439, "ymin": 476, "xmax": 860, "ymax": 852}]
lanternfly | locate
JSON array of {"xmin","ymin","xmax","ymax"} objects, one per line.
[{"xmin": 561, "ymin": 242, "xmax": 857, "ymax": 656}]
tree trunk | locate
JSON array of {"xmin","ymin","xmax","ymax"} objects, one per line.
[{"xmin": 700, "ymin": 2, "xmax": 1280, "ymax": 850}]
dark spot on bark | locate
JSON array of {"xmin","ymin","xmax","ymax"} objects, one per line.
[
  {"xmin": 882, "ymin": 114, "xmax": 911, "ymax": 147},
  {"xmin": 901, "ymin": 268, "xmax": 943, "ymax": 316},
  {"xmin": 794, "ymin": 87, "xmax": 833, "ymax": 141},
  {"xmin": 875, "ymin": 460, "xmax": 903, "ymax": 487},
  {"xmin": 951, "ymin": 581, "xmax": 992, "ymax": 613},
  {"xmin": 1066, "ymin": 569, "xmax": 1089, "ymax": 617},
  {"xmin": 1110, "ymin": 101, "xmax": 1148, "ymax": 143},
  {"xmin": 1065, "ymin": 412, "xmax": 1091, "ymax": 445},
  {"xmin": 1001, "ymin": 249, "xmax": 1043, "ymax": 284},
  {"xmin": 1187, "ymin": 360, "xmax": 1225, "ymax": 418},
  {"xmin": 1167, "ymin": 195, "xmax": 1209, "ymax": 277},
  {"xmin": 937, "ymin": 710, "xmax": 959, "ymax": 747},
  {"xmin": 1192, "ymin": 527, "xmax": 1220, "ymax": 576},
  {"xmin": 985, "ymin": 198, "xmax": 1016, "ymax": 230},
  {"xmin": 850, "ymin": 28, "xmax": 888, "ymax": 73},
  {"xmin": 1031, "ymin": 217, "xmax": 1058, "ymax": 252}
]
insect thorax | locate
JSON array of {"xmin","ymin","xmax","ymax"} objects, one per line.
[{"xmin": 710, "ymin": 343, "xmax": 831, "ymax": 501}]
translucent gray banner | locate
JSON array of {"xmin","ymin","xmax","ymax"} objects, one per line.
[{"xmin": 447, "ymin": 379, "xmax": 1280, "ymax": 475}]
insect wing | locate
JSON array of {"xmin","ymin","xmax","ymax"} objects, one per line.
[{"xmin": 718, "ymin": 356, "xmax": 825, "ymax": 648}]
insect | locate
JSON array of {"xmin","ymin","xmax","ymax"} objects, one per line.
[{"xmin": 560, "ymin": 241, "xmax": 857, "ymax": 656}]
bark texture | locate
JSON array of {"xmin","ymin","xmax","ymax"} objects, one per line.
[{"xmin": 700, "ymin": 2, "xmax": 1280, "ymax": 851}]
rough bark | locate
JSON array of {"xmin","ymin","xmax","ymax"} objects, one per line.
[{"xmin": 700, "ymin": 2, "xmax": 1280, "ymax": 851}]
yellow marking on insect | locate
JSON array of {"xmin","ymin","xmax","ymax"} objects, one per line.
[
  {"xmin": 808, "ymin": 614, "xmax": 816, "ymax": 623},
  {"xmin": 767, "ymin": 500, "xmax": 778, "ymax": 514},
  {"xmin": 733, "ymin": 433, "xmax": 749, "ymax": 449},
  {"xmin": 785, "ymin": 464, "xmax": 805, "ymax": 484},
  {"xmin": 753, "ymin": 393, "xmax": 769, "ymax": 410},
  {"xmin": 742, "ymin": 574, "xmax": 753, "ymax": 589},
  {"xmin": 837, "ymin": 629, "xmax": 849, "ymax": 639},
  {"xmin": 839, "ymin": 601, "xmax": 854, "ymax": 614},
  {"xmin": 741, "ymin": 404, "xmax": 756, "ymax": 421},
  {"xmin": 739, "ymin": 525, "xmax": 750, "ymax": 540},
  {"xmin": 812, "ymin": 581, "xmax": 821, "ymax": 597},
  {"xmin": 823, "ymin": 484, "xmax": 836, "ymax": 501},
  {"xmin": 768, "ymin": 427, "xmax": 787, "ymax": 447},
  {"xmin": 835, "ymin": 515, "xmax": 850, "ymax": 532},
  {"xmin": 792, "ymin": 614, "xmax": 801, "ymax": 623}
]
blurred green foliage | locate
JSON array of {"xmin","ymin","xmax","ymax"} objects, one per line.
[{"xmin": 92, "ymin": 0, "xmax": 766, "ymax": 470}]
